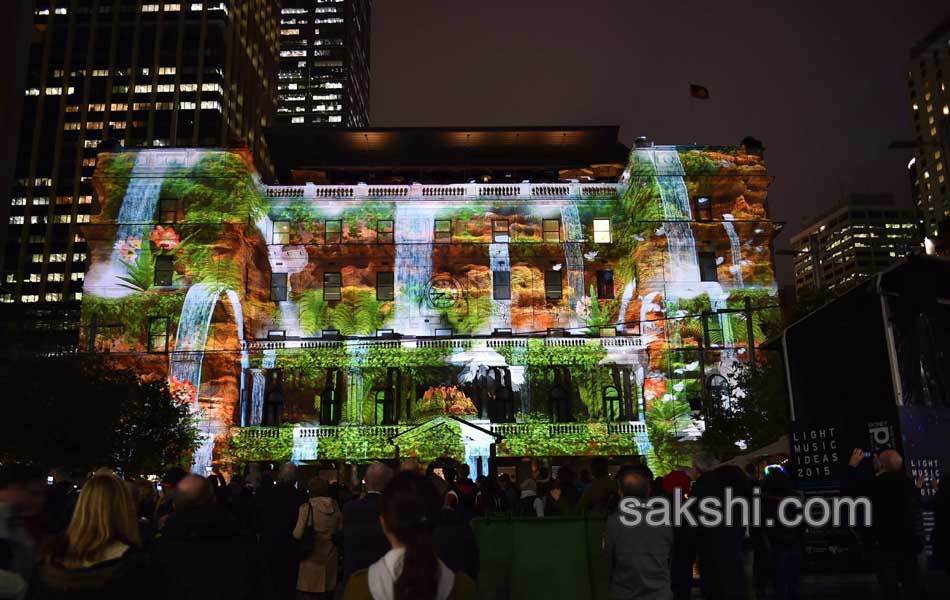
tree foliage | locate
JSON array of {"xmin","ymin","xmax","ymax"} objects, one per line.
[{"xmin": 1, "ymin": 355, "xmax": 200, "ymax": 474}]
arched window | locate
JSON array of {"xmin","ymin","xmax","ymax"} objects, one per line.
[
  {"xmin": 707, "ymin": 374, "xmax": 731, "ymax": 409},
  {"xmin": 603, "ymin": 385, "xmax": 621, "ymax": 421},
  {"xmin": 375, "ymin": 390, "xmax": 389, "ymax": 425}
]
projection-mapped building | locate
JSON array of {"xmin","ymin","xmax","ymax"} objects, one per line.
[{"xmin": 79, "ymin": 127, "xmax": 779, "ymax": 474}]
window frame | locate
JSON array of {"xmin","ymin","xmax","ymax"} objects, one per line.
[
  {"xmin": 698, "ymin": 251, "xmax": 718, "ymax": 282},
  {"xmin": 592, "ymin": 218, "xmax": 612, "ymax": 243},
  {"xmin": 542, "ymin": 218, "xmax": 562, "ymax": 242},
  {"xmin": 323, "ymin": 271, "xmax": 342, "ymax": 301},
  {"xmin": 324, "ymin": 220, "xmax": 342, "ymax": 244},
  {"xmin": 273, "ymin": 220, "xmax": 291, "ymax": 245},
  {"xmin": 603, "ymin": 385, "xmax": 621, "ymax": 421},
  {"xmin": 154, "ymin": 255, "xmax": 174, "ymax": 287},
  {"xmin": 434, "ymin": 219, "xmax": 452, "ymax": 244},
  {"xmin": 544, "ymin": 270, "xmax": 563, "ymax": 300},
  {"xmin": 158, "ymin": 197, "xmax": 177, "ymax": 223},
  {"xmin": 376, "ymin": 271, "xmax": 394, "ymax": 301},
  {"xmin": 695, "ymin": 197, "xmax": 713, "ymax": 221},
  {"xmin": 492, "ymin": 270, "xmax": 511, "ymax": 300},
  {"xmin": 147, "ymin": 316, "xmax": 170, "ymax": 353},
  {"xmin": 492, "ymin": 219, "xmax": 510, "ymax": 243},
  {"xmin": 377, "ymin": 219, "xmax": 394, "ymax": 244},
  {"xmin": 596, "ymin": 270, "xmax": 615, "ymax": 299},
  {"xmin": 270, "ymin": 272, "xmax": 288, "ymax": 301}
]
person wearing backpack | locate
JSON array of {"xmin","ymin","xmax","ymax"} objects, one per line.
[
  {"xmin": 516, "ymin": 479, "xmax": 545, "ymax": 518},
  {"xmin": 293, "ymin": 477, "xmax": 342, "ymax": 599}
]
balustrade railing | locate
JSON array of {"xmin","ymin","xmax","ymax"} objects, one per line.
[
  {"xmin": 263, "ymin": 182, "xmax": 622, "ymax": 201},
  {"xmin": 241, "ymin": 335, "xmax": 642, "ymax": 351}
]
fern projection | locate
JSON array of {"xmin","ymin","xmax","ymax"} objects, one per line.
[{"xmin": 117, "ymin": 241, "xmax": 156, "ymax": 292}]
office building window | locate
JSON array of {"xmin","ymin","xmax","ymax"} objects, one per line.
[
  {"xmin": 593, "ymin": 219, "xmax": 611, "ymax": 243},
  {"xmin": 159, "ymin": 197, "xmax": 177, "ymax": 223},
  {"xmin": 492, "ymin": 219, "xmax": 509, "ymax": 243},
  {"xmin": 148, "ymin": 317, "xmax": 169, "ymax": 352},
  {"xmin": 543, "ymin": 219, "xmax": 561, "ymax": 242},
  {"xmin": 273, "ymin": 221, "xmax": 291, "ymax": 245},
  {"xmin": 695, "ymin": 197, "xmax": 712, "ymax": 221},
  {"xmin": 544, "ymin": 271, "xmax": 562, "ymax": 300},
  {"xmin": 596, "ymin": 270, "xmax": 614, "ymax": 299},
  {"xmin": 698, "ymin": 252, "xmax": 718, "ymax": 282},
  {"xmin": 377, "ymin": 272, "xmax": 394, "ymax": 301},
  {"xmin": 154, "ymin": 255, "xmax": 174, "ymax": 286},
  {"xmin": 324, "ymin": 272, "xmax": 342, "ymax": 301},
  {"xmin": 270, "ymin": 273, "xmax": 288, "ymax": 301},
  {"xmin": 325, "ymin": 220, "xmax": 342, "ymax": 244},
  {"xmin": 434, "ymin": 219, "xmax": 452, "ymax": 243},
  {"xmin": 493, "ymin": 271, "xmax": 511, "ymax": 300},
  {"xmin": 377, "ymin": 219, "xmax": 394, "ymax": 244}
]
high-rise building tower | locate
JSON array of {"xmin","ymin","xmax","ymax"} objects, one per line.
[
  {"xmin": 791, "ymin": 193, "xmax": 920, "ymax": 293},
  {"xmin": 276, "ymin": 0, "xmax": 371, "ymax": 127},
  {"xmin": 906, "ymin": 17, "xmax": 950, "ymax": 238},
  {"xmin": 3, "ymin": 0, "xmax": 279, "ymax": 306}
]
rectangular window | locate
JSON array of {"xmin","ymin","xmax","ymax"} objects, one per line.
[
  {"xmin": 492, "ymin": 219, "xmax": 509, "ymax": 243},
  {"xmin": 270, "ymin": 273, "xmax": 288, "ymax": 301},
  {"xmin": 376, "ymin": 271, "xmax": 394, "ymax": 301},
  {"xmin": 698, "ymin": 252, "xmax": 718, "ymax": 282},
  {"xmin": 705, "ymin": 312, "xmax": 724, "ymax": 347},
  {"xmin": 434, "ymin": 219, "xmax": 452, "ymax": 243},
  {"xmin": 493, "ymin": 271, "xmax": 511, "ymax": 300},
  {"xmin": 543, "ymin": 219, "xmax": 561, "ymax": 242},
  {"xmin": 695, "ymin": 197, "xmax": 712, "ymax": 221},
  {"xmin": 154, "ymin": 256, "xmax": 174, "ymax": 286},
  {"xmin": 325, "ymin": 220, "xmax": 342, "ymax": 244},
  {"xmin": 323, "ymin": 272, "xmax": 342, "ymax": 301},
  {"xmin": 544, "ymin": 270, "xmax": 563, "ymax": 300},
  {"xmin": 148, "ymin": 317, "xmax": 169, "ymax": 352},
  {"xmin": 593, "ymin": 219, "xmax": 612, "ymax": 243},
  {"xmin": 596, "ymin": 270, "xmax": 614, "ymax": 299},
  {"xmin": 159, "ymin": 197, "xmax": 177, "ymax": 223},
  {"xmin": 377, "ymin": 220, "xmax": 394, "ymax": 244},
  {"xmin": 273, "ymin": 221, "xmax": 291, "ymax": 245}
]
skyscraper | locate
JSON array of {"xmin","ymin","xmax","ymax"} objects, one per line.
[
  {"xmin": 3, "ymin": 0, "xmax": 279, "ymax": 306},
  {"xmin": 791, "ymin": 193, "xmax": 920, "ymax": 293},
  {"xmin": 906, "ymin": 17, "xmax": 950, "ymax": 238},
  {"xmin": 276, "ymin": 0, "xmax": 371, "ymax": 127}
]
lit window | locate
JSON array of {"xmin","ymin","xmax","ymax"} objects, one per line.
[
  {"xmin": 434, "ymin": 219, "xmax": 452, "ymax": 243},
  {"xmin": 270, "ymin": 273, "xmax": 288, "ymax": 301},
  {"xmin": 544, "ymin": 271, "xmax": 563, "ymax": 300},
  {"xmin": 492, "ymin": 219, "xmax": 509, "ymax": 243},
  {"xmin": 593, "ymin": 219, "xmax": 612, "ymax": 243},
  {"xmin": 273, "ymin": 221, "xmax": 291, "ymax": 245},
  {"xmin": 543, "ymin": 219, "xmax": 561, "ymax": 242},
  {"xmin": 148, "ymin": 317, "xmax": 170, "ymax": 352},
  {"xmin": 493, "ymin": 271, "xmax": 511, "ymax": 300},
  {"xmin": 377, "ymin": 220, "xmax": 394, "ymax": 244},
  {"xmin": 376, "ymin": 272, "xmax": 394, "ymax": 301},
  {"xmin": 323, "ymin": 272, "xmax": 342, "ymax": 301},
  {"xmin": 324, "ymin": 220, "xmax": 341, "ymax": 244}
]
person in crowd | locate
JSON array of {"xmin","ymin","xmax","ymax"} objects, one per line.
[
  {"xmin": 690, "ymin": 451, "xmax": 744, "ymax": 600},
  {"xmin": 29, "ymin": 473, "xmax": 150, "ymax": 599},
  {"xmin": 255, "ymin": 462, "xmax": 308, "ymax": 600},
  {"xmin": 1, "ymin": 464, "xmax": 46, "ymax": 599},
  {"xmin": 342, "ymin": 463, "xmax": 393, "ymax": 584},
  {"xmin": 576, "ymin": 457, "xmax": 615, "ymax": 517},
  {"xmin": 752, "ymin": 468, "xmax": 802, "ymax": 600},
  {"xmin": 435, "ymin": 489, "xmax": 479, "ymax": 581},
  {"xmin": 579, "ymin": 469, "xmax": 593, "ymax": 493},
  {"xmin": 552, "ymin": 465, "xmax": 579, "ymax": 515},
  {"xmin": 293, "ymin": 477, "xmax": 342, "ymax": 600},
  {"xmin": 342, "ymin": 472, "xmax": 477, "ymax": 600},
  {"xmin": 441, "ymin": 467, "xmax": 458, "ymax": 507},
  {"xmin": 473, "ymin": 476, "xmax": 507, "ymax": 516},
  {"xmin": 399, "ymin": 459, "xmax": 420, "ymax": 474},
  {"xmin": 426, "ymin": 463, "xmax": 449, "ymax": 501},
  {"xmin": 150, "ymin": 474, "xmax": 270, "ymax": 600},
  {"xmin": 535, "ymin": 467, "xmax": 551, "ymax": 497},
  {"xmin": 43, "ymin": 471, "xmax": 79, "ymax": 537},
  {"xmin": 154, "ymin": 467, "xmax": 186, "ymax": 530},
  {"xmin": 515, "ymin": 479, "xmax": 544, "ymax": 518},
  {"xmin": 126, "ymin": 479, "xmax": 158, "ymax": 544},
  {"xmin": 604, "ymin": 468, "xmax": 673, "ymax": 600},
  {"xmin": 667, "ymin": 468, "xmax": 696, "ymax": 600},
  {"xmin": 845, "ymin": 448, "xmax": 922, "ymax": 600},
  {"xmin": 930, "ymin": 477, "xmax": 950, "ymax": 592},
  {"xmin": 497, "ymin": 474, "xmax": 518, "ymax": 511},
  {"xmin": 451, "ymin": 465, "xmax": 477, "ymax": 517},
  {"xmin": 224, "ymin": 475, "xmax": 256, "ymax": 535}
]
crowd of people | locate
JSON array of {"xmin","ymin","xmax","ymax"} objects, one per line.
[{"xmin": 0, "ymin": 448, "xmax": 947, "ymax": 600}]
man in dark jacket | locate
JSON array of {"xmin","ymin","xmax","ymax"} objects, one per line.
[
  {"xmin": 255, "ymin": 463, "xmax": 307, "ymax": 600},
  {"xmin": 690, "ymin": 452, "xmax": 744, "ymax": 600},
  {"xmin": 577, "ymin": 457, "xmax": 616, "ymax": 516},
  {"xmin": 604, "ymin": 468, "xmax": 673, "ymax": 599},
  {"xmin": 151, "ymin": 475, "xmax": 272, "ymax": 600},
  {"xmin": 341, "ymin": 462, "xmax": 392, "ymax": 583},
  {"xmin": 845, "ymin": 448, "xmax": 922, "ymax": 600}
]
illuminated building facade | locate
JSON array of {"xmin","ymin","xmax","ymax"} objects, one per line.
[
  {"xmin": 906, "ymin": 17, "xmax": 950, "ymax": 237},
  {"xmin": 3, "ymin": 0, "xmax": 279, "ymax": 308},
  {"xmin": 276, "ymin": 0, "xmax": 371, "ymax": 127},
  {"xmin": 791, "ymin": 193, "xmax": 919, "ymax": 293},
  {"xmin": 79, "ymin": 128, "xmax": 779, "ymax": 473}
]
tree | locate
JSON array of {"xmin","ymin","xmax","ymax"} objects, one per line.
[
  {"xmin": 701, "ymin": 358, "xmax": 789, "ymax": 460},
  {"xmin": 1, "ymin": 354, "xmax": 199, "ymax": 475},
  {"xmin": 645, "ymin": 398, "xmax": 695, "ymax": 475}
]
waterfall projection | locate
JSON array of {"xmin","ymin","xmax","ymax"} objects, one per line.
[
  {"xmin": 394, "ymin": 204, "xmax": 434, "ymax": 335},
  {"xmin": 650, "ymin": 149, "xmax": 701, "ymax": 296},
  {"xmin": 170, "ymin": 283, "xmax": 245, "ymax": 473},
  {"xmin": 489, "ymin": 243, "xmax": 511, "ymax": 330},
  {"xmin": 561, "ymin": 201, "xmax": 586, "ymax": 323},
  {"xmin": 722, "ymin": 219, "xmax": 744, "ymax": 287},
  {"xmin": 617, "ymin": 280, "xmax": 636, "ymax": 328}
]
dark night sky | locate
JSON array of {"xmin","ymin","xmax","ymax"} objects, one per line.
[{"xmin": 370, "ymin": 0, "xmax": 947, "ymax": 284}]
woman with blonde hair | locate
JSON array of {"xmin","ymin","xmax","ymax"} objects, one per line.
[{"xmin": 29, "ymin": 473, "xmax": 152, "ymax": 599}]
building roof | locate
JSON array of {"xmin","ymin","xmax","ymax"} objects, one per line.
[
  {"xmin": 263, "ymin": 125, "xmax": 630, "ymax": 183},
  {"xmin": 789, "ymin": 193, "xmax": 916, "ymax": 243},
  {"xmin": 910, "ymin": 17, "xmax": 950, "ymax": 59}
]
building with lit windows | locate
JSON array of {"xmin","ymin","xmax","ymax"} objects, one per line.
[
  {"xmin": 791, "ymin": 193, "xmax": 920, "ymax": 293},
  {"xmin": 78, "ymin": 128, "xmax": 780, "ymax": 474},
  {"xmin": 276, "ymin": 0, "xmax": 371, "ymax": 127},
  {"xmin": 906, "ymin": 17, "xmax": 950, "ymax": 237},
  {"xmin": 2, "ymin": 0, "xmax": 279, "ymax": 309}
]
